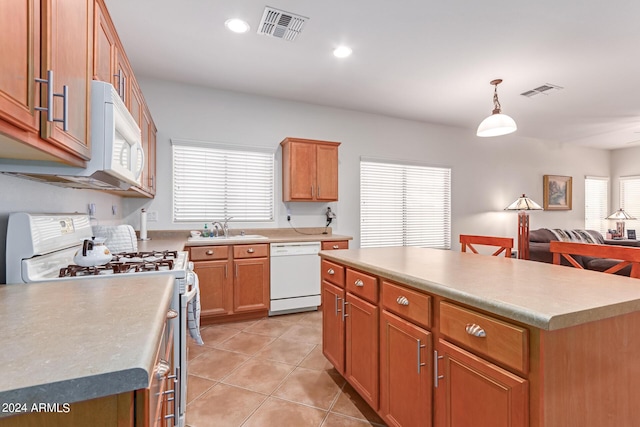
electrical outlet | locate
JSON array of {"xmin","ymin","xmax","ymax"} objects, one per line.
[
  {"xmin": 88, "ymin": 203, "xmax": 96, "ymax": 217},
  {"xmin": 287, "ymin": 215, "xmax": 291, "ymax": 221},
  {"xmin": 112, "ymin": 205, "xmax": 118, "ymax": 215},
  {"xmin": 147, "ymin": 211, "xmax": 158, "ymax": 222}
]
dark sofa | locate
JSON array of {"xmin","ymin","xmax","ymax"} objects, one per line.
[{"xmin": 529, "ymin": 228, "xmax": 633, "ymax": 275}]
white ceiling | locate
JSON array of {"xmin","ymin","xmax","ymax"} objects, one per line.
[{"xmin": 105, "ymin": 0, "xmax": 640, "ymax": 150}]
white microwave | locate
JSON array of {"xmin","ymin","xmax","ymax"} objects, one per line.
[{"xmin": 0, "ymin": 81, "xmax": 143, "ymax": 191}]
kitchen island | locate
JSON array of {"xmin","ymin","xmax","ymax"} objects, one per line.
[
  {"xmin": 320, "ymin": 246, "xmax": 640, "ymax": 427},
  {"xmin": 0, "ymin": 275, "xmax": 174, "ymax": 425}
]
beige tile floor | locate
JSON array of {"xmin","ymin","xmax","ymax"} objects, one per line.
[{"xmin": 186, "ymin": 310, "xmax": 387, "ymax": 427}]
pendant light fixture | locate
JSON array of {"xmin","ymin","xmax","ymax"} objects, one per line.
[{"xmin": 477, "ymin": 79, "xmax": 517, "ymax": 137}]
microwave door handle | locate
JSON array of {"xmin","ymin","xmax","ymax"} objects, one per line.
[{"xmin": 134, "ymin": 142, "xmax": 145, "ymax": 180}]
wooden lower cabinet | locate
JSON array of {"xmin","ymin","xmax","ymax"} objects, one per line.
[
  {"xmin": 192, "ymin": 259, "xmax": 232, "ymax": 317},
  {"xmin": 322, "ymin": 280, "xmax": 345, "ymax": 372},
  {"xmin": 191, "ymin": 244, "xmax": 269, "ymax": 324},
  {"xmin": 434, "ymin": 339, "xmax": 528, "ymax": 427},
  {"xmin": 345, "ymin": 292, "xmax": 379, "ymax": 410},
  {"xmin": 233, "ymin": 257, "xmax": 270, "ymax": 313},
  {"xmin": 380, "ymin": 310, "xmax": 432, "ymax": 427}
]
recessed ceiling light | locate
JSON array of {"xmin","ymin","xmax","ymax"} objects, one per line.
[
  {"xmin": 225, "ymin": 19, "xmax": 250, "ymax": 34},
  {"xmin": 333, "ymin": 46, "xmax": 352, "ymax": 58}
]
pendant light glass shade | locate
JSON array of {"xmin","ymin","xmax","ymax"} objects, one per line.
[
  {"xmin": 477, "ymin": 113, "xmax": 517, "ymax": 137},
  {"xmin": 477, "ymin": 79, "xmax": 517, "ymax": 137}
]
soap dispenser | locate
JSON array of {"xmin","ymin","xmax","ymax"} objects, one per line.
[{"xmin": 203, "ymin": 224, "xmax": 210, "ymax": 237}]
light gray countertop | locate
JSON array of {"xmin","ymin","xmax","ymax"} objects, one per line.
[
  {"xmin": 140, "ymin": 228, "xmax": 352, "ymax": 250},
  {"xmin": 319, "ymin": 246, "xmax": 640, "ymax": 331},
  {"xmin": 0, "ymin": 275, "xmax": 174, "ymax": 414}
]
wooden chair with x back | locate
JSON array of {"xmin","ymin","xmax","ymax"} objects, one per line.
[{"xmin": 460, "ymin": 234, "xmax": 515, "ymax": 258}]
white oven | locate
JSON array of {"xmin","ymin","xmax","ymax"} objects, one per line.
[{"xmin": 5, "ymin": 212, "xmax": 196, "ymax": 427}]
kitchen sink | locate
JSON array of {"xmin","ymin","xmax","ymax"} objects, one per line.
[{"xmin": 187, "ymin": 234, "xmax": 268, "ymax": 242}]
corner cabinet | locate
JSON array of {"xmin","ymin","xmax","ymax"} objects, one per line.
[
  {"xmin": 189, "ymin": 244, "xmax": 270, "ymax": 324},
  {"xmin": 281, "ymin": 137, "xmax": 340, "ymax": 202},
  {"xmin": 0, "ymin": 0, "xmax": 92, "ymax": 166}
]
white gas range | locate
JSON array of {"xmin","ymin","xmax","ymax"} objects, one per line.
[{"xmin": 5, "ymin": 212, "xmax": 196, "ymax": 427}]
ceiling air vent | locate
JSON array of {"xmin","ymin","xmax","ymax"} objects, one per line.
[
  {"xmin": 257, "ymin": 6, "xmax": 308, "ymax": 41},
  {"xmin": 520, "ymin": 83, "xmax": 564, "ymax": 98}
]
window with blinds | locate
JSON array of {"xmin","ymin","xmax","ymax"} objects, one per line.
[
  {"xmin": 360, "ymin": 159, "xmax": 451, "ymax": 249},
  {"xmin": 620, "ymin": 176, "xmax": 640, "ymax": 231},
  {"xmin": 584, "ymin": 176, "xmax": 608, "ymax": 234},
  {"xmin": 172, "ymin": 139, "xmax": 275, "ymax": 222}
]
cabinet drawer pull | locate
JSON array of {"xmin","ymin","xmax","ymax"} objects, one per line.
[
  {"xmin": 327, "ymin": 268, "xmax": 335, "ymax": 275},
  {"xmin": 465, "ymin": 323, "xmax": 487, "ymax": 338},
  {"xmin": 396, "ymin": 296, "xmax": 409, "ymax": 306},
  {"xmin": 206, "ymin": 250, "xmax": 214, "ymax": 255},
  {"xmin": 156, "ymin": 359, "xmax": 171, "ymax": 379},
  {"xmin": 247, "ymin": 248, "xmax": 255, "ymax": 253},
  {"xmin": 332, "ymin": 245, "xmax": 339, "ymax": 249},
  {"xmin": 354, "ymin": 279, "xmax": 364, "ymax": 287},
  {"xmin": 166, "ymin": 309, "xmax": 178, "ymax": 319}
]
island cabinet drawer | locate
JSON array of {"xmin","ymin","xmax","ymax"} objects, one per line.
[
  {"xmin": 322, "ymin": 240, "xmax": 349, "ymax": 250},
  {"xmin": 322, "ymin": 259, "xmax": 345, "ymax": 287},
  {"xmin": 190, "ymin": 245, "xmax": 230, "ymax": 261},
  {"xmin": 381, "ymin": 281, "xmax": 431, "ymax": 329},
  {"xmin": 233, "ymin": 243, "xmax": 268, "ymax": 259},
  {"xmin": 346, "ymin": 268, "xmax": 378, "ymax": 303},
  {"xmin": 439, "ymin": 301, "xmax": 529, "ymax": 374}
]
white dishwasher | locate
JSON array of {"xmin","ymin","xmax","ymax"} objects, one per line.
[{"xmin": 269, "ymin": 241, "xmax": 321, "ymax": 315}]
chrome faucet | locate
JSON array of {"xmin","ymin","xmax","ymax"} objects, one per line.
[
  {"xmin": 211, "ymin": 221, "xmax": 224, "ymax": 237},
  {"xmin": 211, "ymin": 217, "xmax": 232, "ymax": 238}
]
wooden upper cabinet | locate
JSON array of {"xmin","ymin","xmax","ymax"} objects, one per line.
[
  {"xmin": 0, "ymin": 0, "xmax": 91, "ymax": 165},
  {"xmin": 93, "ymin": 0, "xmax": 116, "ymax": 84},
  {"xmin": 0, "ymin": 0, "xmax": 40, "ymax": 135},
  {"xmin": 40, "ymin": 0, "xmax": 93, "ymax": 160},
  {"xmin": 281, "ymin": 137, "xmax": 340, "ymax": 201}
]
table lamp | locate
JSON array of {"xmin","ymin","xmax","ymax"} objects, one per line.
[
  {"xmin": 605, "ymin": 208, "xmax": 636, "ymax": 239},
  {"xmin": 505, "ymin": 194, "xmax": 543, "ymax": 260}
]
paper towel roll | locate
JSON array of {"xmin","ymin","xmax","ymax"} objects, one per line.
[{"xmin": 140, "ymin": 209, "xmax": 148, "ymax": 240}]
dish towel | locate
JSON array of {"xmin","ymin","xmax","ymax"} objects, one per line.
[
  {"xmin": 92, "ymin": 224, "xmax": 138, "ymax": 253},
  {"xmin": 187, "ymin": 273, "xmax": 204, "ymax": 345}
]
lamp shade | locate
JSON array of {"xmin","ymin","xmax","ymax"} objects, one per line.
[
  {"xmin": 477, "ymin": 113, "xmax": 518, "ymax": 137},
  {"xmin": 505, "ymin": 194, "xmax": 543, "ymax": 211},
  {"xmin": 605, "ymin": 208, "xmax": 636, "ymax": 220}
]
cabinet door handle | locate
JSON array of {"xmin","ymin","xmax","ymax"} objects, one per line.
[
  {"xmin": 206, "ymin": 250, "xmax": 214, "ymax": 255},
  {"xmin": 335, "ymin": 295, "xmax": 342, "ymax": 316},
  {"xmin": 332, "ymin": 245, "xmax": 339, "ymax": 249},
  {"xmin": 417, "ymin": 339, "xmax": 427, "ymax": 373},
  {"xmin": 327, "ymin": 268, "xmax": 335, "ymax": 275},
  {"xmin": 465, "ymin": 323, "xmax": 487, "ymax": 338},
  {"xmin": 341, "ymin": 299, "xmax": 348, "ymax": 321},
  {"xmin": 113, "ymin": 70, "xmax": 122, "ymax": 95},
  {"xmin": 35, "ymin": 69, "xmax": 69, "ymax": 131},
  {"xmin": 166, "ymin": 309, "xmax": 178, "ymax": 319},
  {"xmin": 396, "ymin": 296, "xmax": 409, "ymax": 306},
  {"xmin": 247, "ymin": 248, "xmax": 255, "ymax": 254},
  {"xmin": 434, "ymin": 350, "xmax": 444, "ymax": 387},
  {"xmin": 354, "ymin": 279, "xmax": 364, "ymax": 287}
]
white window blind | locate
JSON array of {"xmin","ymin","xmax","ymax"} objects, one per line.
[
  {"xmin": 172, "ymin": 140, "xmax": 274, "ymax": 222},
  {"xmin": 360, "ymin": 159, "xmax": 451, "ymax": 249},
  {"xmin": 620, "ymin": 176, "xmax": 640, "ymax": 231},
  {"xmin": 584, "ymin": 176, "xmax": 608, "ymax": 235}
]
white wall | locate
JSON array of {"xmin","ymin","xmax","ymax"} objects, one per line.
[
  {"xmin": 123, "ymin": 78, "xmax": 611, "ymax": 248},
  {"xmin": 610, "ymin": 145, "xmax": 640, "ymax": 229},
  {"xmin": 0, "ymin": 174, "xmax": 125, "ymax": 282}
]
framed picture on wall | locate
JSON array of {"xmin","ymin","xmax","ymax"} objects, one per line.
[
  {"xmin": 628, "ymin": 230, "xmax": 636, "ymax": 240},
  {"xmin": 543, "ymin": 175, "xmax": 572, "ymax": 210}
]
